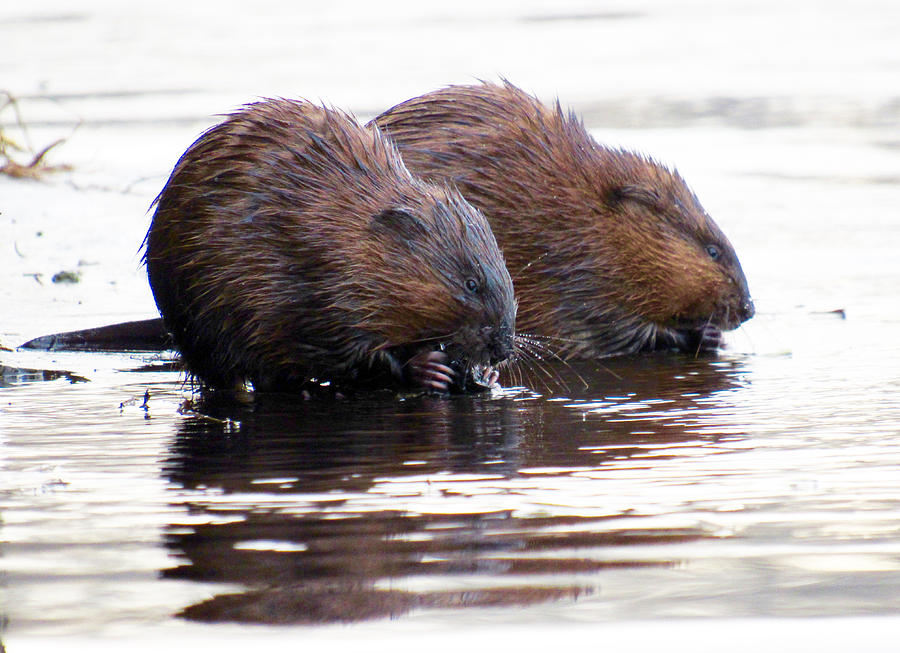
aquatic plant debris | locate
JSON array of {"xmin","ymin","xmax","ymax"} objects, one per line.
[
  {"xmin": 0, "ymin": 90, "xmax": 71, "ymax": 179},
  {"xmin": 51, "ymin": 270, "xmax": 81, "ymax": 284}
]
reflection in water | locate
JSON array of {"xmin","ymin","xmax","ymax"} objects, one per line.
[
  {"xmin": 161, "ymin": 355, "xmax": 746, "ymax": 624},
  {"xmin": 0, "ymin": 364, "xmax": 90, "ymax": 387}
]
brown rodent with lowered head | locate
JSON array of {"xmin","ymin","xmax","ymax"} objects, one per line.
[
  {"xmin": 143, "ymin": 98, "xmax": 516, "ymax": 394},
  {"xmin": 373, "ymin": 81, "xmax": 753, "ymax": 359}
]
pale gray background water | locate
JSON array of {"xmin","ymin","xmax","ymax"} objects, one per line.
[{"xmin": 2, "ymin": 1, "xmax": 899, "ymax": 650}]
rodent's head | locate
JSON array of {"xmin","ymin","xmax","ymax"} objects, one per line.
[
  {"xmin": 363, "ymin": 188, "xmax": 517, "ymax": 375},
  {"xmin": 597, "ymin": 153, "xmax": 754, "ymax": 331}
]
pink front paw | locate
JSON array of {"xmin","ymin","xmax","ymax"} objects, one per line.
[
  {"xmin": 698, "ymin": 324, "xmax": 725, "ymax": 352},
  {"xmin": 466, "ymin": 365, "xmax": 500, "ymax": 391},
  {"xmin": 407, "ymin": 350, "xmax": 456, "ymax": 391},
  {"xmin": 484, "ymin": 367, "xmax": 500, "ymax": 388}
]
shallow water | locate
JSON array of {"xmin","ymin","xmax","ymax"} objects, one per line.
[
  {"xmin": 3, "ymin": 0, "xmax": 900, "ymax": 648},
  {"xmin": 4, "ymin": 332, "xmax": 900, "ymax": 637}
]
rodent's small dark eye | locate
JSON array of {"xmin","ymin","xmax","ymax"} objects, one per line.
[
  {"xmin": 705, "ymin": 245, "xmax": 721, "ymax": 261},
  {"xmin": 465, "ymin": 278, "xmax": 480, "ymax": 294}
]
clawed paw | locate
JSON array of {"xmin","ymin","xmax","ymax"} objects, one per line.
[
  {"xmin": 471, "ymin": 365, "xmax": 500, "ymax": 389},
  {"xmin": 697, "ymin": 324, "xmax": 725, "ymax": 352},
  {"xmin": 407, "ymin": 350, "xmax": 456, "ymax": 391}
]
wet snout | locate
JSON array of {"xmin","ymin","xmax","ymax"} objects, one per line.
[
  {"xmin": 740, "ymin": 298, "xmax": 755, "ymax": 323},
  {"xmin": 719, "ymin": 295, "xmax": 754, "ymax": 330},
  {"xmin": 483, "ymin": 321, "xmax": 515, "ymax": 365}
]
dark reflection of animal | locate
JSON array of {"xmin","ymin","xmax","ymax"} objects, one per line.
[
  {"xmin": 373, "ymin": 80, "xmax": 755, "ymax": 360},
  {"xmin": 161, "ymin": 358, "xmax": 743, "ymax": 624},
  {"xmin": 143, "ymin": 99, "xmax": 516, "ymax": 394}
]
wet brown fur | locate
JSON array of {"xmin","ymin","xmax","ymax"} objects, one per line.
[
  {"xmin": 373, "ymin": 81, "xmax": 754, "ymax": 358},
  {"xmin": 144, "ymin": 99, "xmax": 515, "ymax": 392}
]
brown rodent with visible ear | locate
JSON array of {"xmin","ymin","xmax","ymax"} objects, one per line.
[
  {"xmin": 373, "ymin": 80, "xmax": 753, "ymax": 359},
  {"xmin": 143, "ymin": 98, "xmax": 516, "ymax": 394}
]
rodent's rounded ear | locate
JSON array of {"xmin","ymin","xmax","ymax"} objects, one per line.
[
  {"xmin": 371, "ymin": 207, "xmax": 430, "ymax": 241},
  {"xmin": 609, "ymin": 185, "xmax": 661, "ymax": 208}
]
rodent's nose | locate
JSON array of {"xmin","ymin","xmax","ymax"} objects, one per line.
[
  {"xmin": 484, "ymin": 322, "xmax": 515, "ymax": 365},
  {"xmin": 741, "ymin": 299, "xmax": 755, "ymax": 322}
]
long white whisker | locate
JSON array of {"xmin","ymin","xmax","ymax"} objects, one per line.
[
  {"xmin": 512, "ymin": 333, "xmax": 591, "ymax": 392},
  {"xmin": 512, "ymin": 345, "xmax": 569, "ymax": 392}
]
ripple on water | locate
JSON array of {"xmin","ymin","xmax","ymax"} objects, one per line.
[{"xmin": 3, "ymin": 301, "xmax": 900, "ymax": 633}]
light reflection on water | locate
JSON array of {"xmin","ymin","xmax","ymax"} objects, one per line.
[{"xmin": 3, "ymin": 338, "xmax": 900, "ymax": 633}]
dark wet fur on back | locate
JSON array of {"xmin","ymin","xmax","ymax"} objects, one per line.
[
  {"xmin": 373, "ymin": 80, "xmax": 753, "ymax": 359},
  {"xmin": 144, "ymin": 98, "xmax": 515, "ymax": 392}
]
